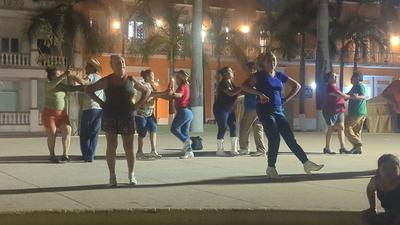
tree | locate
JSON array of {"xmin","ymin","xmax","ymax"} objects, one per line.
[
  {"xmin": 330, "ymin": 16, "xmax": 387, "ymax": 89},
  {"xmin": 27, "ymin": 0, "xmax": 107, "ymax": 67},
  {"xmin": 130, "ymin": 3, "xmax": 191, "ymax": 121},
  {"xmin": 190, "ymin": 0, "xmax": 204, "ymax": 132},
  {"xmin": 268, "ymin": 0, "xmax": 317, "ymax": 131}
]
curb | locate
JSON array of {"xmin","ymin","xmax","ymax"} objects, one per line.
[{"xmin": 1, "ymin": 208, "xmax": 363, "ymax": 225}]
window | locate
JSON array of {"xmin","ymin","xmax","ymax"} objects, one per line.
[
  {"xmin": 1, "ymin": 38, "xmax": 19, "ymax": 53},
  {"xmin": 128, "ymin": 21, "xmax": 144, "ymax": 39},
  {"xmin": 37, "ymin": 39, "xmax": 51, "ymax": 54}
]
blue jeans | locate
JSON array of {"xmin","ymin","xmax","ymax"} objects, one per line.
[
  {"xmin": 213, "ymin": 104, "xmax": 237, "ymax": 139},
  {"xmin": 80, "ymin": 109, "xmax": 102, "ymax": 161},
  {"xmin": 171, "ymin": 108, "xmax": 193, "ymax": 144},
  {"xmin": 257, "ymin": 107, "xmax": 308, "ymax": 167},
  {"xmin": 135, "ymin": 115, "xmax": 157, "ymax": 137}
]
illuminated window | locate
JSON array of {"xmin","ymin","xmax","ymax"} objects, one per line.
[{"xmin": 128, "ymin": 21, "xmax": 144, "ymax": 39}]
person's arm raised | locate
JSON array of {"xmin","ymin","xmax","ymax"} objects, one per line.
[
  {"xmin": 241, "ymin": 76, "xmax": 269, "ymax": 103},
  {"xmin": 132, "ymin": 77, "xmax": 151, "ymax": 109}
]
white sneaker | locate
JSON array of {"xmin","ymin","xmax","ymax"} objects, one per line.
[
  {"xmin": 129, "ymin": 175, "xmax": 138, "ymax": 185},
  {"xmin": 231, "ymin": 137, "xmax": 238, "ymax": 152},
  {"xmin": 109, "ymin": 174, "xmax": 117, "ymax": 187},
  {"xmin": 266, "ymin": 167, "xmax": 279, "ymax": 178},
  {"xmin": 229, "ymin": 150, "xmax": 240, "ymax": 156},
  {"xmin": 180, "ymin": 151, "xmax": 194, "ymax": 159},
  {"xmin": 216, "ymin": 150, "xmax": 227, "ymax": 156},
  {"xmin": 182, "ymin": 140, "xmax": 192, "ymax": 153},
  {"xmin": 148, "ymin": 151, "xmax": 162, "ymax": 159},
  {"xmin": 303, "ymin": 160, "xmax": 324, "ymax": 174},
  {"xmin": 239, "ymin": 149, "xmax": 250, "ymax": 155}
]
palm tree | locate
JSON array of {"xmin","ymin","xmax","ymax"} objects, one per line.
[
  {"xmin": 268, "ymin": 0, "xmax": 317, "ymax": 130},
  {"xmin": 28, "ymin": 0, "xmax": 107, "ymax": 67},
  {"xmin": 130, "ymin": 3, "xmax": 191, "ymax": 120},
  {"xmin": 190, "ymin": 0, "xmax": 204, "ymax": 132},
  {"xmin": 330, "ymin": 16, "xmax": 387, "ymax": 87}
]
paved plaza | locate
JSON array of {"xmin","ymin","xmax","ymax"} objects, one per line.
[{"xmin": 0, "ymin": 126, "xmax": 398, "ymax": 224}]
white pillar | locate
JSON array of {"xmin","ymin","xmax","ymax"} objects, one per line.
[
  {"xmin": 29, "ymin": 79, "xmax": 42, "ymax": 132},
  {"xmin": 30, "ymin": 79, "xmax": 37, "ymax": 109}
]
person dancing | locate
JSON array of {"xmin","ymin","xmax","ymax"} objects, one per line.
[
  {"xmin": 85, "ymin": 55, "xmax": 150, "ymax": 186},
  {"xmin": 242, "ymin": 52, "xmax": 323, "ymax": 178}
]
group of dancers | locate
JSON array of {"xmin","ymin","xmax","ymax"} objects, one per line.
[
  {"xmin": 41, "ymin": 52, "xmax": 399, "ymax": 225},
  {"xmin": 42, "ymin": 52, "xmax": 325, "ymax": 184}
]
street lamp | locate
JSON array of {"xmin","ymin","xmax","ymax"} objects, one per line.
[
  {"xmin": 112, "ymin": 20, "xmax": 121, "ymax": 30},
  {"xmin": 240, "ymin": 25, "xmax": 250, "ymax": 34},
  {"xmin": 391, "ymin": 35, "xmax": 400, "ymax": 47},
  {"xmin": 155, "ymin": 19, "xmax": 164, "ymax": 27}
]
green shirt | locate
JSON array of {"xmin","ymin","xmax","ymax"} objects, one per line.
[
  {"xmin": 44, "ymin": 76, "xmax": 84, "ymax": 110},
  {"xmin": 348, "ymin": 82, "xmax": 367, "ymax": 117},
  {"xmin": 45, "ymin": 76, "xmax": 68, "ymax": 110}
]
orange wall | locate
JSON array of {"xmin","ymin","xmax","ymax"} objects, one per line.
[{"xmin": 94, "ymin": 55, "xmax": 400, "ymax": 122}]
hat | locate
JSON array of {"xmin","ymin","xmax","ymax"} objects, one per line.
[
  {"xmin": 87, "ymin": 58, "xmax": 102, "ymax": 73},
  {"xmin": 175, "ymin": 70, "xmax": 191, "ymax": 84}
]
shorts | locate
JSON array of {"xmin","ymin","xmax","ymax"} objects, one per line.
[
  {"xmin": 135, "ymin": 115, "xmax": 157, "ymax": 137},
  {"xmin": 101, "ymin": 116, "xmax": 135, "ymax": 135},
  {"xmin": 323, "ymin": 112, "xmax": 344, "ymax": 126},
  {"xmin": 42, "ymin": 108, "xmax": 71, "ymax": 130}
]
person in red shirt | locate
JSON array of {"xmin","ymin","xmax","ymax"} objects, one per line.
[
  {"xmin": 382, "ymin": 80, "xmax": 400, "ymax": 131},
  {"xmin": 153, "ymin": 70, "xmax": 194, "ymax": 159},
  {"xmin": 322, "ymin": 72, "xmax": 350, "ymax": 154}
]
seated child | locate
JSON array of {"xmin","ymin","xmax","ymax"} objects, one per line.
[{"xmin": 363, "ymin": 154, "xmax": 400, "ymax": 225}]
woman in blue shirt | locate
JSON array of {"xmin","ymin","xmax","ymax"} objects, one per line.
[{"xmin": 242, "ymin": 52, "xmax": 324, "ymax": 178}]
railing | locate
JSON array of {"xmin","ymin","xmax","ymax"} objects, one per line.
[
  {"xmin": 0, "ymin": 111, "xmax": 30, "ymax": 125},
  {"xmin": 39, "ymin": 55, "xmax": 67, "ymax": 67},
  {"xmin": 0, "ymin": 53, "xmax": 30, "ymax": 66}
]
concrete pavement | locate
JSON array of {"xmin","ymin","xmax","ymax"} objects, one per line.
[{"xmin": 0, "ymin": 125, "xmax": 398, "ymax": 224}]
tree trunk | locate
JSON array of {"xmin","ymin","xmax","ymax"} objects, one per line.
[
  {"xmin": 353, "ymin": 43, "xmax": 359, "ymax": 73},
  {"xmin": 299, "ymin": 32, "xmax": 306, "ymax": 131},
  {"xmin": 339, "ymin": 38, "xmax": 345, "ymax": 91},
  {"xmin": 168, "ymin": 50, "xmax": 176, "ymax": 124},
  {"xmin": 315, "ymin": 0, "xmax": 331, "ymax": 131},
  {"xmin": 190, "ymin": 0, "xmax": 204, "ymax": 132}
]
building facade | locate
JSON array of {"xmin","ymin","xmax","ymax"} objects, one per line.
[{"xmin": 1, "ymin": 0, "xmax": 399, "ymax": 133}]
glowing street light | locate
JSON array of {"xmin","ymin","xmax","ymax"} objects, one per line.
[
  {"xmin": 155, "ymin": 19, "xmax": 164, "ymax": 27},
  {"xmin": 201, "ymin": 30, "xmax": 206, "ymax": 43},
  {"xmin": 310, "ymin": 82, "xmax": 317, "ymax": 90},
  {"xmin": 112, "ymin": 20, "xmax": 121, "ymax": 30},
  {"xmin": 391, "ymin": 35, "xmax": 400, "ymax": 47},
  {"xmin": 240, "ymin": 25, "xmax": 250, "ymax": 34}
]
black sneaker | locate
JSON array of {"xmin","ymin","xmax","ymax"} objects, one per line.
[
  {"xmin": 339, "ymin": 148, "xmax": 351, "ymax": 154},
  {"xmin": 323, "ymin": 148, "xmax": 336, "ymax": 154},
  {"xmin": 49, "ymin": 156, "xmax": 60, "ymax": 164},
  {"xmin": 61, "ymin": 155, "xmax": 70, "ymax": 162},
  {"xmin": 350, "ymin": 146, "xmax": 362, "ymax": 154}
]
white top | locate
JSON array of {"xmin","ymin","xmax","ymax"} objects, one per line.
[{"xmin": 82, "ymin": 73, "xmax": 105, "ymax": 111}]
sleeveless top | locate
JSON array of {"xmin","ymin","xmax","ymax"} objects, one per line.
[
  {"xmin": 103, "ymin": 75, "xmax": 135, "ymax": 119},
  {"xmin": 376, "ymin": 178, "xmax": 400, "ymax": 210}
]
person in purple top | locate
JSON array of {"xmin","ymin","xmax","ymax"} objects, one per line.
[
  {"xmin": 322, "ymin": 72, "xmax": 350, "ymax": 154},
  {"xmin": 242, "ymin": 51, "xmax": 324, "ymax": 178}
]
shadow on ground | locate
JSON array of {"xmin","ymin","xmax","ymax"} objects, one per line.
[
  {"xmin": 0, "ymin": 150, "xmax": 332, "ymax": 164},
  {"xmin": 0, "ymin": 170, "xmax": 375, "ymax": 195}
]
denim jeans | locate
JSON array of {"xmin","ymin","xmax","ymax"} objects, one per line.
[
  {"xmin": 213, "ymin": 104, "xmax": 237, "ymax": 139},
  {"xmin": 80, "ymin": 109, "xmax": 102, "ymax": 161},
  {"xmin": 135, "ymin": 115, "xmax": 157, "ymax": 137},
  {"xmin": 171, "ymin": 108, "xmax": 193, "ymax": 144},
  {"xmin": 257, "ymin": 107, "xmax": 308, "ymax": 167}
]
